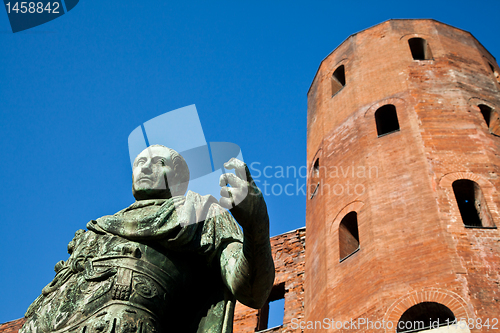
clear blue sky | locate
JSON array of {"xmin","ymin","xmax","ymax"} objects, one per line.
[{"xmin": 1, "ymin": 0, "xmax": 499, "ymax": 326}]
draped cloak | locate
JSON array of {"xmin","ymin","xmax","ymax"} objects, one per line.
[{"xmin": 20, "ymin": 191, "xmax": 244, "ymax": 333}]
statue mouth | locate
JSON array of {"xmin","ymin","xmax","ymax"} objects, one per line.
[{"xmin": 137, "ymin": 177, "xmax": 153, "ymax": 182}]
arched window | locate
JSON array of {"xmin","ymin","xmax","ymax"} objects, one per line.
[
  {"xmin": 489, "ymin": 62, "xmax": 500, "ymax": 84},
  {"xmin": 331, "ymin": 65, "xmax": 346, "ymax": 96},
  {"xmin": 375, "ymin": 104, "xmax": 400, "ymax": 137},
  {"xmin": 452, "ymin": 179, "xmax": 494, "ymax": 228},
  {"xmin": 397, "ymin": 302, "xmax": 455, "ymax": 332},
  {"xmin": 310, "ymin": 158, "xmax": 320, "ymax": 199},
  {"xmin": 339, "ymin": 211, "xmax": 359, "ymax": 261},
  {"xmin": 479, "ymin": 104, "xmax": 500, "ymax": 136},
  {"xmin": 312, "ymin": 159, "xmax": 320, "ymax": 178},
  {"xmin": 479, "ymin": 104, "xmax": 493, "ymax": 128},
  {"xmin": 408, "ymin": 37, "xmax": 433, "ymax": 60}
]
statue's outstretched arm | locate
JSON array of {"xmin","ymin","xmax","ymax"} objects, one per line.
[{"xmin": 219, "ymin": 158, "xmax": 275, "ymax": 309}]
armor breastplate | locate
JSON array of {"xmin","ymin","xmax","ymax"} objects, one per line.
[{"xmin": 22, "ymin": 234, "xmax": 188, "ymax": 333}]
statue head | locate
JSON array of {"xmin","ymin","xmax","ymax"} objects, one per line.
[{"xmin": 132, "ymin": 145, "xmax": 190, "ymax": 200}]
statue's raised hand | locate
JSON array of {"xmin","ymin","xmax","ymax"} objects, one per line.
[{"xmin": 219, "ymin": 158, "xmax": 266, "ymax": 229}]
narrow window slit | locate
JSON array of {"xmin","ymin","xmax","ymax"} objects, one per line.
[
  {"xmin": 489, "ymin": 62, "xmax": 500, "ymax": 84},
  {"xmin": 479, "ymin": 104, "xmax": 492, "ymax": 127},
  {"xmin": 331, "ymin": 65, "xmax": 346, "ymax": 96},
  {"xmin": 310, "ymin": 158, "xmax": 320, "ymax": 199},
  {"xmin": 452, "ymin": 179, "xmax": 495, "ymax": 228},
  {"xmin": 479, "ymin": 104, "xmax": 500, "ymax": 136},
  {"xmin": 339, "ymin": 211, "xmax": 359, "ymax": 261}
]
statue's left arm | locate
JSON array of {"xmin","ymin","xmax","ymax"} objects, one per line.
[{"xmin": 218, "ymin": 158, "xmax": 275, "ymax": 309}]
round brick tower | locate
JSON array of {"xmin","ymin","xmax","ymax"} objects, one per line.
[{"xmin": 305, "ymin": 19, "xmax": 500, "ymax": 332}]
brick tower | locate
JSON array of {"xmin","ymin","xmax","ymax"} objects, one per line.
[{"xmin": 306, "ymin": 20, "xmax": 500, "ymax": 332}]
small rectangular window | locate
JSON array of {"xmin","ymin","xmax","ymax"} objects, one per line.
[
  {"xmin": 375, "ymin": 104, "xmax": 400, "ymax": 137},
  {"xmin": 408, "ymin": 38, "xmax": 433, "ymax": 60}
]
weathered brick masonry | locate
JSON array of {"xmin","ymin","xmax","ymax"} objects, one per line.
[
  {"xmin": 306, "ymin": 19, "xmax": 500, "ymax": 332},
  {"xmin": 0, "ymin": 319, "xmax": 25, "ymax": 333},
  {"xmin": 233, "ymin": 227, "xmax": 306, "ymax": 333}
]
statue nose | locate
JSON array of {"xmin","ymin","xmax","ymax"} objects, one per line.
[{"xmin": 141, "ymin": 159, "xmax": 153, "ymax": 173}]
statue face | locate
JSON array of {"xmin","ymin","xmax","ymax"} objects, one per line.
[{"xmin": 132, "ymin": 146, "xmax": 176, "ymax": 200}]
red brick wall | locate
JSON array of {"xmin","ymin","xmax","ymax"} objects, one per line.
[
  {"xmin": 0, "ymin": 319, "xmax": 25, "ymax": 333},
  {"xmin": 233, "ymin": 227, "xmax": 306, "ymax": 333},
  {"xmin": 306, "ymin": 19, "xmax": 500, "ymax": 332}
]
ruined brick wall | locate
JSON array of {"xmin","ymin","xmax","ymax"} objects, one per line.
[
  {"xmin": 0, "ymin": 319, "xmax": 25, "ymax": 333},
  {"xmin": 306, "ymin": 19, "xmax": 500, "ymax": 332},
  {"xmin": 233, "ymin": 227, "xmax": 306, "ymax": 333}
]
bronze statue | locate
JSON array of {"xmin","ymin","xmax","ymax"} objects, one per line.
[{"xmin": 21, "ymin": 145, "xmax": 274, "ymax": 333}]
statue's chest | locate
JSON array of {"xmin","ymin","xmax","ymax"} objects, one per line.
[{"xmin": 86, "ymin": 234, "xmax": 200, "ymax": 302}]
